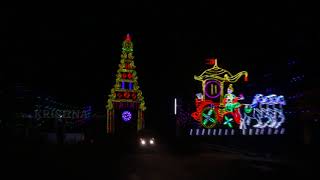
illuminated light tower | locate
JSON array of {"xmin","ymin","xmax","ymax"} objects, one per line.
[{"xmin": 106, "ymin": 34, "xmax": 146, "ymax": 135}]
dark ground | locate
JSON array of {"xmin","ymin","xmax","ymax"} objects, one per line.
[{"xmin": 2, "ymin": 138, "xmax": 319, "ymax": 180}]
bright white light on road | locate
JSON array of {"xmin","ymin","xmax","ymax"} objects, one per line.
[
  {"xmin": 140, "ymin": 139, "xmax": 146, "ymax": 145},
  {"xmin": 149, "ymin": 139, "xmax": 154, "ymax": 144}
]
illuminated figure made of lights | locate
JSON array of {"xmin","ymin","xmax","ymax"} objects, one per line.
[
  {"xmin": 191, "ymin": 59, "xmax": 286, "ymax": 129},
  {"xmin": 241, "ymin": 94, "xmax": 286, "ymax": 129},
  {"xmin": 106, "ymin": 34, "xmax": 146, "ymax": 134}
]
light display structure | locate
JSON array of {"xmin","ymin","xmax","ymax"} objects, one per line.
[
  {"xmin": 106, "ymin": 34, "xmax": 146, "ymax": 134},
  {"xmin": 34, "ymin": 96, "xmax": 92, "ymax": 130},
  {"xmin": 190, "ymin": 58, "xmax": 286, "ymax": 135},
  {"xmin": 192, "ymin": 59, "xmax": 248, "ymax": 128}
]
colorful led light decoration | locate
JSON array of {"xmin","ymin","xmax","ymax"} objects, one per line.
[
  {"xmin": 240, "ymin": 94, "xmax": 286, "ymax": 130},
  {"xmin": 191, "ymin": 58, "xmax": 286, "ymax": 130},
  {"xmin": 122, "ymin": 111, "xmax": 132, "ymax": 122},
  {"xmin": 204, "ymin": 80, "xmax": 221, "ymax": 99},
  {"xmin": 106, "ymin": 34, "xmax": 146, "ymax": 134},
  {"xmin": 194, "ymin": 58, "xmax": 248, "ymax": 105},
  {"xmin": 192, "ymin": 58, "xmax": 248, "ymax": 128},
  {"xmin": 201, "ymin": 106, "xmax": 217, "ymax": 128}
]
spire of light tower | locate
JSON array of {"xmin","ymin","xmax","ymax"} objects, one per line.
[
  {"xmin": 125, "ymin": 33, "xmax": 131, "ymax": 42},
  {"xmin": 122, "ymin": 33, "xmax": 133, "ymax": 53}
]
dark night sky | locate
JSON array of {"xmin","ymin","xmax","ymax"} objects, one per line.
[{"xmin": 3, "ymin": 2, "xmax": 317, "ymax": 132}]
